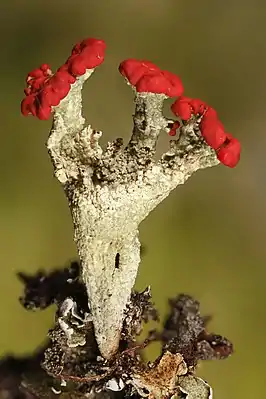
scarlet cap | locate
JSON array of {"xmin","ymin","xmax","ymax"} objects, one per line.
[
  {"xmin": 168, "ymin": 121, "xmax": 181, "ymax": 136},
  {"xmin": 29, "ymin": 77, "xmax": 47, "ymax": 92},
  {"xmin": 24, "ymin": 87, "xmax": 31, "ymax": 96},
  {"xmin": 67, "ymin": 54, "xmax": 87, "ymax": 76},
  {"xmin": 201, "ymin": 119, "xmax": 227, "ymax": 150},
  {"xmin": 160, "ymin": 70, "xmax": 184, "ymax": 97},
  {"xmin": 119, "ymin": 59, "xmax": 184, "ymax": 97},
  {"xmin": 72, "ymin": 41, "xmax": 83, "ymax": 55},
  {"xmin": 119, "ymin": 59, "xmax": 160, "ymax": 86},
  {"xmin": 190, "ymin": 98, "xmax": 207, "ymax": 115},
  {"xmin": 51, "ymin": 84, "xmax": 71, "ymax": 99},
  {"xmin": 79, "ymin": 38, "xmax": 106, "ymax": 55},
  {"xmin": 171, "ymin": 97, "xmax": 192, "ymax": 120},
  {"xmin": 136, "ymin": 72, "xmax": 178, "ymax": 96},
  {"xmin": 40, "ymin": 63, "xmax": 51, "ymax": 73},
  {"xmin": 217, "ymin": 136, "xmax": 241, "ymax": 167},
  {"xmin": 22, "ymin": 38, "xmax": 106, "ymax": 120},
  {"xmin": 204, "ymin": 107, "xmax": 218, "ymax": 119},
  {"xmin": 52, "ymin": 70, "xmax": 76, "ymax": 85},
  {"xmin": 81, "ymin": 45, "xmax": 105, "ymax": 69},
  {"xmin": 37, "ymin": 105, "xmax": 52, "ymax": 120},
  {"xmin": 70, "ymin": 38, "xmax": 106, "ymax": 71},
  {"xmin": 40, "ymin": 86, "xmax": 61, "ymax": 107},
  {"xmin": 27, "ymin": 68, "xmax": 44, "ymax": 81},
  {"xmin": 21, "ymin": 94, "xmax": 37, "ymax": 116},
  {"xmin": 22, "ymin": 69, "xmax": 73, "ymax": 119},
  {"xmin": 200, "ymin": 109, "xmax": 218, "ymax": 130}
]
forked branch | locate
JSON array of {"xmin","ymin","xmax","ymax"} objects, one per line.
[{"xmin": 20, "ymin": 38, "xmax": 239, "ymax": 397}]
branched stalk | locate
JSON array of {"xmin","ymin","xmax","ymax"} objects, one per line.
[
  {"xmin": 47, "ymin": 76, "xmax": 218, "ymax": 359},
  {"xmin": 15, "ymin": 38, "xmax": 238, "ymax": 398}
]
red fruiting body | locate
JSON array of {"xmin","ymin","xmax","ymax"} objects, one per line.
[
  {"xmin": 37, "ymin": 105, "xmax": 52, "ymax": 121},
  {"xmin": 26, "ymin": 64, "xmax": 52, "ymax": 84},
  {"xmin": 119, "ymin": 59, "xmax": 160, "ymax": 86},
  {"xmin": 66, "ymin": 54, "xmax": 87, "ymax": 76},
  {"xmin": 21, "ymin": 40, "xmax": 241, "ymax": 167},
  {"xmin": 26, "ymin": 68, "xmax": 44, "ymax": 81},
  {"xmin": 73, "ymin": 38, "xmax": 105, "ymax": 59},
  {"xmin": 21, "ymin": 94, "xmax": 37, "ymax": 117},
  {"xmin": 40, "ymin": 85, "xmax": 61, "ymax": 107},
  {"xmin": 136, "ymin": 73, "xmax": 173, "ymax": 96},
  {"xmin": 40, "ymin": 63, "xmax": 51, "ymax": 73},
  {"xmin": 200, "ymin": 112, "xmax": 240, "ymax": 167},
  {"xmin": 171, "ymin": 97, "xmax": 208, "ymax": 120},
  {"xmin": 29, "ymin": 77, "xmax": 47, "ymax": 91},
  {"xmin": 217, "ymin": 135, "xmax": 241, "ymax": 168},
  {"xmin": 203, "ymin": 107, "xmax": 217, "ymax": 119},
  {"xmin": 171, "ymin": 97, "xmax": 192, "ymax": 120},
  {"xmin": 67, "ymin": 38, "xmax": 106, "ymax": 74},
  {"xmin": 190, "ymin": 98, "xmax": 207, "ymax": 115},
  {"xmin": 168, "ymin": 121, "xmax": 180, "ymax": 136},
  {"xmin": 170, "ymin": 95, "xmax": 240, "ymax": 167},
  {"xmin": 53, "ymin": 70, "xmax": 76, "ymax": 85},
  {"xmin": 119, "ymin": 59, "xmax": 183, "ymax": 97},
  {"xmin": 161, "ymin": 71, "xmax": 184, "ymax": 97},
  {"xmin": 199, "ymin": 106, "xmax": 229, "ymax": 150},
  {"xmin": 24, "ymin": 88, "xmax": 31, "ymax": 96},
  {"xmin": 199, "ymin": 108, "xmax": 218, "ymax": 131},
  {"xmin": 200, "ymin": 118, "xmax": 227, "ymax": 150},
  {"xmin": 21, "ymin": 38, "xmax": 106, "ymax": 120},
  {"xmin": 21, "ymin": 67, "xmax": 75, "ymax": 120},
  {"xmin": 72, "ymin": 41, "xmax": 82, "ymax": 55}
]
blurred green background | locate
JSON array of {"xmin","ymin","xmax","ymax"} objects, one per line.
[{"xmin": 0, "ymin": 0, "xmax": 265, "ymax": 397}]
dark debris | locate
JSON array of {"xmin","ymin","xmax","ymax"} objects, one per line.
[
  {"xmin": 121, "ymin": 287, "xmax": 159, "ymax": 345},
  {"xmin": 162, "ymin": 294, "xmax": 233, "ymax": 368},
  {"xmin": 0, "ymin": 263, "xmax": 233, "ymax": 398},
  {"xmin": 18, "ymin": 261, "xmax": 87, "ymax": 311}
]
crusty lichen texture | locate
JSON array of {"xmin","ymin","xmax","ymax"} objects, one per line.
[{"xmin": 46, "ymin": 52, "xmax": 219, "ymax": 360}]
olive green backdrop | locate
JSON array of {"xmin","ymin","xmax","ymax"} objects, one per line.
[{"xmin": 0, "ymin": 1, "xmax": 265, "ymax": 398}]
